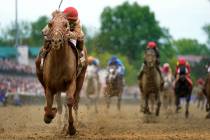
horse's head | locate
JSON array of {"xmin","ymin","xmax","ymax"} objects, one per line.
[
  {"xmin": 144, "ymin": 48, "xmax": 156, "ymax": 68},
  {"xmin": 107, "ymin": 65, "xmax": 118, "ymax": 82},
  {"xmin": 46, "ymin": 10, "xmax": 70, "ymax": 50}
]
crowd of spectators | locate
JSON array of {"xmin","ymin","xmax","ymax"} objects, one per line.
[
  {"xmin": 0, "ymin": 75, "xmax": 43, "ymax": 96},
  {"xmin": 0, "ymin": 59, "xmax": 35, "ymax": 75}
]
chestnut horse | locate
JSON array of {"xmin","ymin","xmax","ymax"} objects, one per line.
[
  {"xmin": 138, "ymin": 48, "xmax": 161, "ymax": 116},
  {"xmin": 35, "ymin": 11, "xmax": 87, "ymax": 135}
]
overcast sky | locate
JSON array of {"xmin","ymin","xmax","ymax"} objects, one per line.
[{"xmin": 0, "ymin": 0, "xmax": 210, "ymax": 43}]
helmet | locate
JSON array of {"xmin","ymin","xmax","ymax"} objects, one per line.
[
  {"xmin": 163, "ymin": 63, "xmax": 169, "ymax": 73},
  {"xmin": 87, "ymin": 56, "xmax": 95, "ymax": 64},
  {"xmin": 197, "ymin": 78, "xmax": 204, "ymax": 85},
  {"xmin": 110, "ymin": 56, "xmax": 117, "ymax": 62},
  {"xmin": 178, "ymin": 57, "xmax": 186, "ymax": 65},
  {"xmin": 147, "ymin": 41, "xmax": 157, "ymax": 48},
  {"xmin": 63, "ymin": 7, "xmax": 78, "ymax": 21}
]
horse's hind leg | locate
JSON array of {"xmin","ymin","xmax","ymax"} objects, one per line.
[{"xmin": 44, "ymin": 89, "xmax": 57, "ymax": 124}]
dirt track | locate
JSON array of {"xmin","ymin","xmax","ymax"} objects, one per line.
[{"xmin": 0, "ymin": 101, "xmax": 210, "ymax": 140}]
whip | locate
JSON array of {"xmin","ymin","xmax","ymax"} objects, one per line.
[{"xmin": 58, "ymin": 0, "xmax": 64, "ymax": 10}]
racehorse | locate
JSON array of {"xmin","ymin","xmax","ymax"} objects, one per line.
[
  {"xmin": 83, "ymin": 64, "xmax": 100, "ymax": 113},
  {"xmin": 204, "ymin": 73, "xmax": 210, "ymax": 118},
  {"xmin": 193, "ymin": 84, "xmax": 205, "ymax": 110},
  {"xmin": 174, "ymin": 71, "xmax": 192, "ymax": 118},
  {"xmin": 138, "ymin": 48, "xmax": 162, "ymax": 116},
  {"xmin": 35, "ymin": 10, "xmax": 87, "ymax": 135},
  {"xmin": 162, "ymin": 67, "xmax": 174, "ymax": 112},
  {"xmin": 104, "ymin": 65, "xmax": 123, "ymax": 111}
]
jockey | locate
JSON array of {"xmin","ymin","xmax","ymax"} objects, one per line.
[
  {"xmin": 175, "ymin": 57, "xmax": 192, "ymax": 87},
  {"xmin": 162, "ymin": 63, "xmax": 172, "ymax": 77},
  {"xmin": 88, "ymin": 56, "xmax": 99, "ymax": 67},
  {"xmin": 138, "ymin": 41, "xmax": 163, "ymax": 89},
  {"xmin": 145, "ymin": 41, "xmax": 160, "ymax": 65},
  {"xmin": 107, "ymin": 56, "xmax": 125, "ymax": 78},
  {"xmin": 37, "ymin": 6, "xmax": 85, "ymax": 69},
  {"xmin": 202, "ymin": 61, "xmax": 210, "ymax": 97}
]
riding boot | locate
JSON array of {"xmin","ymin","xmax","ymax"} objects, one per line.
[{"xmin": 76, "ymin": 39, "xmax": 85, "ymax": 67}]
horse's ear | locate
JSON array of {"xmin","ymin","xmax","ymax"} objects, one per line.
[{"xmin": 51, "ymin": 10, "xmax": 60, "ymax": 17}]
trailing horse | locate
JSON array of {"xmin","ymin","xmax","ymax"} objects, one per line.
[
  {"xmin": 174, "ymin": 74, "xmax": 192, "ymax": 118},
  {"xmin": 83, "ymin": 64, "xmax": 100, "ymax": 113},
  {"xmin": 138, "ymin": 48, "xmax": 162, "ymax": 116},
  {"xmin": 35, "ymin": 10, "xmax": 87, "ymax": 135},
  {"xmin": 104, "ymin": 65, "xmax": 124, "ymax": 111},
  {"xmin": 162, "ymin": 68, "xmax": 174, "ymax": 112},
  {"xmin": 204, "ymin": 72, "xmax": 210, "ymax": 118}
]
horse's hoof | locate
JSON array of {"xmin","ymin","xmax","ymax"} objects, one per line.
[
  {"xmin": 206, "ymin": 113, "xmax": 210, "ymax": 119},
  {"xmin": 44, "ymin": 115, "xmax": 53, "ymax": 124},
  {"xmin": 68, "ymin": 125, "xmax": 76, "ymax": 136},
  {"xmin": 43, "ymin": 107, "xmax": 57, "ymax": 124},
  {"xmin": 185, "ymin": 112, "xmax": 189, "ymax": 118}
]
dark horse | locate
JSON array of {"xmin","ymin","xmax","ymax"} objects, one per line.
[
  {"xmin": 104, "ymin": 65, "xmax": 123, "ymax": 111},
  {"xmin": 204, "ymin": 72, "xmax": 210, "ymax": 118},
  {"xmin": 35, "ymin": 11, "xmax": 87, "ymax": 135},
  {"xmin": 138, "ymin": 48, "xmax": 162, "ymax": 116},
  {"xmin": 174, "ymin": 70, "xmax": 192, "ymax": 118}
]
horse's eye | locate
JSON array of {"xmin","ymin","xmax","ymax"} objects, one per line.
[
  {"xmin": 48, "ymin": 21, "xmax": 53, "ymax": 28},
  {"xmin": 59, "ymin": 39, "xmax": 62, "ymax": 42}
]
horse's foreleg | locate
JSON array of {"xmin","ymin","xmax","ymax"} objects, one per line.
[
  {"xmin": 185, "ymin": 97, "xmax": 190, "ymax": 118},
  {"xmin": 175, "ymin": 95, "xmax": 180, "ymax": 113},
  {"xmin": 44, "ymin": 88, "xmax": 57, "ymax": 124},
  {"xmin": 66, "ymin": 80, "xmax": 77, "ymax": 136},
  {"xmin": 155, "ymin": 92, "xmax": 161, "ymax": 116},
  {"xmin": 55, "ymin": 93, "xmax": 62, "ymax": 114},
  {"xmin": 144, "ymin": 94, "xmax": 150, "ymax": 114},
  {"xmin": 117, "ymin": 95, "xmax": 121, "ymax": 111}
]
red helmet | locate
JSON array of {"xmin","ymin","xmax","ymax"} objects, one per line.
[
  {"xmin": 162, "ymin": 63, "xmax": 169, "ymax": 73},
  {"xmin": 63, "ymin": 7, "xmax": 78, "ymax": 21},
  {"xmin": 178, "ymin": 57, "xmax": 186, "ymax": 65},
  {"xmin": 147, "ymin": 41, "xmax": 157, "ymax": 48}
]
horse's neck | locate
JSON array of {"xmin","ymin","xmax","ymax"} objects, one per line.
[
  {"xmin": 48, "ymin": 43, "xmax": 69, "ymax": 63},
  {"xmin": 144, "ymin": 66, "xmax": 155, "ymax": 77}
]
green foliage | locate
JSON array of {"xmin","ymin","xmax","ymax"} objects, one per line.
[
  {"xmin": 173, "ymin": 38, "xmax": 209, "ymax": 55},
  {"xmin": 0, "ymin": 21, "xmax": 31, "ymax": 46},
  {"xmin": 28, "ymin": 16, "xmax": 49, "ymax": 46},
  {"xmin": 97, "ymin": 2, "xmax": 165, "ymax": 66},
  {"xmin": 203, "ymin": 24, "xmax": 210, "ymax": 45}
]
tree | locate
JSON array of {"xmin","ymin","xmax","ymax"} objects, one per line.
[
  {"xmin": 173, "ymin": 38, "xmax": 209, "ymax": 55},
  {"xmin": 0, "ymin": 21, "xmax": 31, "ymax": 46},
  {"xmin": 28, "ymin": 16, "xmax": 49, "ymax": 46},
  {"xmin": 96, "ymin": 2, "xmax": 165, "ymax": 65},
  {"xmin": 203, "ymin": 24, "xmax": 210, "ymax": 45}
]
